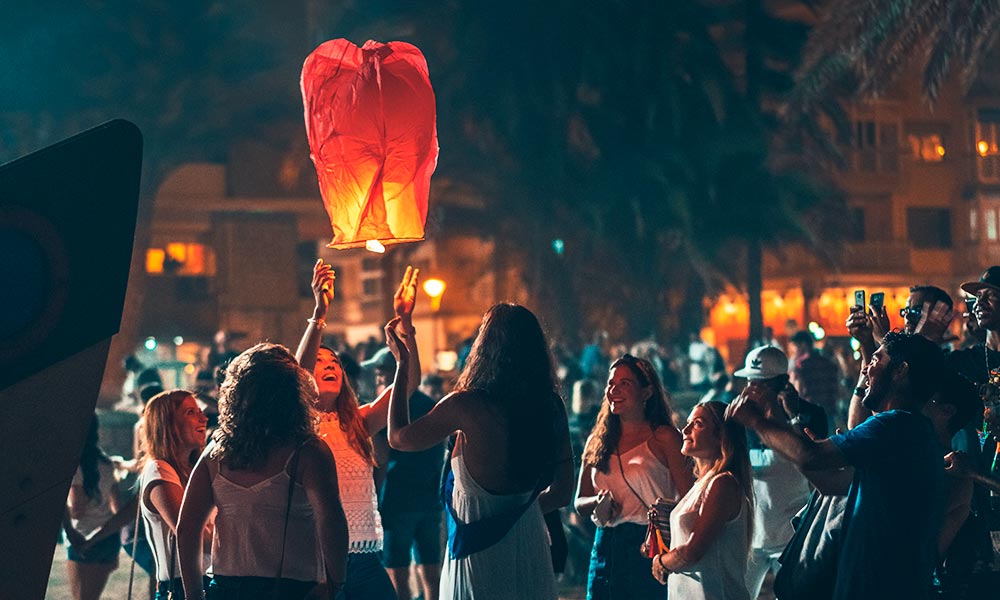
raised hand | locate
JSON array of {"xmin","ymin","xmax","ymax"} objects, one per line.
[
  {"xmin": 384, "ymin": 317, "xmax": 410, "ymax": 363},
  {"xmin": 943, "ymin": 451, "xmax": 974, "ymax": 479},
  {"xmin": 311, "ymin": 259, "xmax": 336, "ymax": 317},
  {"xmin": 725, "ymin": 390, "xmax": 765, "ymax": 430},
  {"xmin": 393, "ymin": 266, "xmax": 420, "ymax": 326},
  {"xmin": 846, "ymin": 306, "xmax": 876, "ymax": 356},
  {"xmin": 869, "ymin": 305, "xmax": 890, "ymax": 345},
  {"xmin": 915, "ymin": 300, "xmax": 954, "ymax": 344}
]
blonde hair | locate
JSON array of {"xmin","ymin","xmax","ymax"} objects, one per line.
[{"xmin": 140, "ymin": 389, "xmax": 201, "ymax": 482}]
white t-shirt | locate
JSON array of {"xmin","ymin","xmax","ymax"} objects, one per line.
[
  {"xmin": 141, "ymin": 459, "xmax": 183, "ymax": 582},
  {"xmin": 69, "ymin": 461, "xmax": 117, "ymax": 539}
]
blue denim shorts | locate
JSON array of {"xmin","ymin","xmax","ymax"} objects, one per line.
[
  {"xmin": 381, "ymin": 509, "xmax": 443, "ymax": 568},
  {"xmin": 67, "ymin": 535, "xmax": 120, "ymax": 565}
]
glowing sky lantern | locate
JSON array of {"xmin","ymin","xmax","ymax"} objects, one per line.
[{"xmin": 301, "ymin": 39, "xmax": 438, "ymax": 251}]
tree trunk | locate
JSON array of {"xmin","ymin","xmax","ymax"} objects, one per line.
[{"xmin": 747, "ymin": 238, "xmax": 764, "ymax": 349}]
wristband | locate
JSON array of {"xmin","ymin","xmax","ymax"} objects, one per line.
[
  {"xmin": 658, "ymin": 553, "xmax": 667, "ymax": 569},
  {"xmin": 854, "ymin": 386, "xmax": 867, "ymax": 397},
  {"xmin": 307, "ymin": 317, "xmax": 326, "ymax": 330}
]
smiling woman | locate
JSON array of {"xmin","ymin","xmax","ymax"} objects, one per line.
[
  {"xmin": 575, "ymin": 355, "xmax": 694, "ymax": 600},
  {"xmin": 139, "ymin": 390, "xmax": 209, "ymax": 599}
]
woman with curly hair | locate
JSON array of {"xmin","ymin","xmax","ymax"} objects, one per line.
[
  {"xmin": 575, "ymin": 354, "xmax": 694, "ymax": 600},
  {"xmin": 294, "ymin": 260, "xmax": 422, "ymax": 600},
  {"xmin": 383, "ymin": 303, "xmax": 575, "ymax": 600},
  {"xmin": 651, "ymin": 400, "xmax": 754, "ymax": 600},
  {"xmin": 177, "ymin": 343, "xmax": 348, "ymax": 600},
  {"xmin": 138, "ymin": 389, "xmax": 208, "ymax": 599}
]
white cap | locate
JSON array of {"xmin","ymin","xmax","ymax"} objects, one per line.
[{"xmin": 733, "ymin": 345, "xmax": 788, "ymax": 380}]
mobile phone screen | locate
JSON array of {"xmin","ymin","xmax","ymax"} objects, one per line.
[
  {"xmin": 870, "ymin": 292, "xmax": 884, "ymax": 310},
  {"xmin": 854, "ymin": 289, "xmax": 865, "ymax": 308}
]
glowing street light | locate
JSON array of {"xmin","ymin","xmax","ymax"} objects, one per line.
[{"xmin": 423, "ymin": 278, "xmax": 446, "ymax": 312}]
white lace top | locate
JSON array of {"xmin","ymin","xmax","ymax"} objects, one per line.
[{"xmin": 317, "ymin": 413, "xmax": 383, "ymax": 553}]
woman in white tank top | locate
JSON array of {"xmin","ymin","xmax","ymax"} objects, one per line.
[
  {"xmin": 651, "ymin": 400, "xmax": 755, "ymax": 600},
  {"xmin": 575, "ymin": 354, "xmax": 695, "ymax": 599},
  {"xmin": 176, "ymin": 343, "xmax": 349, "ymax": 600}
]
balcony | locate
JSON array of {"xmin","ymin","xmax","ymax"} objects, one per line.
[{"xmin": 837, "ymin": 241, "xmax": 912, "ymax": 274}]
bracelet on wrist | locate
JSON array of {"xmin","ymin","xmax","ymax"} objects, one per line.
[
  {"xmin": 658, "ymin": 553, "xmax": 667, "ymax": 568},
  {"xmin": 307, "ymin": 317, "xmax": 326, "ymax": 330}
]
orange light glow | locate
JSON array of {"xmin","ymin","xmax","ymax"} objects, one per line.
[
  {"xmin": 935, "ymin": 144, "xmax": 945, "ymax": 157},
  {"xmin": 146, "ymin": 248, "xmax": 165, "ymax": 273},
  {"xmin": 979, "ymin": 140, "xmax": 991, "ymax": 156}
]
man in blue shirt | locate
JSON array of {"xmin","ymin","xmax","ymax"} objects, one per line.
[{"xmin": 727, "ymin": 332, "xmax": 947, "ymax": 600}]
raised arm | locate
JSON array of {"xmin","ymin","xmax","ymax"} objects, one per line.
[
  {"xmin": 846, "ymin": 307, "xmax": 875, "ymax": 429},
  {"xmin": 726, "ymin": 390, "xmax": 848, "ymax": 475},
  {"xmin": 296, "ymin": 259, "xmax": 335, "ymax": 371},
  {"xmin": 360, "ymin": 267, "xmax": 422, "ymax": 433},
  {"xmin": 177, "ymin": 448, "xmax": 215, "ymax": 600}
]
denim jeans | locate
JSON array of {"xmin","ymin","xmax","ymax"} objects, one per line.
[
  {"xmin": 587, "ymin": 523, "xmax": 664, "ymax": 600},
  {"xmin": 344, "ymin": 551, "xmax": 395, "ymax": 600}
]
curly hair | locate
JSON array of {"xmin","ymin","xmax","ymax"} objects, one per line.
[
  {"xmin": 140, "ymin": 389, "xmax": 201, "ymax": 482},
  {"xmin": 456, "ymin": 304, "xmax": 562, "ymax": 469},
  {"xmin": 582, "ymin": 354, "xmax": 675, "ymax": 473},
  {"xmin": 211, "ymin": 343, "xmax": 318, "ymax": 470}
]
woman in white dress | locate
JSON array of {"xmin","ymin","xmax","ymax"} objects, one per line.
[
  {"xmin": 652, "ymin": 400, "xmax": 754, "ymax": 600},
  {"xmin": 383, "ymin": 303, "xmax": 575, "ymax": 600}
]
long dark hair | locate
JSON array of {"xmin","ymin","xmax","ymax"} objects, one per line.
[
  {"xmin": 582, "ymin": 354, "xmax": 675, "ymax": 473},
  {"xmin": 320, "ymin": 345, "xmax": 375, "ymax": 466},
  {"xmin": 455, "ymin": 304, "xmax": 561, "ymax": 471},
  {"xmin": 80, "ymin": 416, "xmax": 112, "ymax": 502},
  {"xmin": 211, "ymin": 343, "xmax": 318, "ymax": 470}
]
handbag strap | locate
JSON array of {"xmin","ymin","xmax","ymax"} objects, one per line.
[
  {"xmin": 274, "ymin": 444, "xmax": 303, "ymax": 598},
  {"xmin": 126, "ymin": 492, "xmax": 142, "ymax": 600},
  {"xmin": 616, "ymin": 451, "xmax": 649, "ymax": 508}
]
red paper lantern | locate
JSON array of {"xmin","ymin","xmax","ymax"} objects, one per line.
[{"xmin": 301, "ymin": 39, "xmax": 438, "ymax": 251}]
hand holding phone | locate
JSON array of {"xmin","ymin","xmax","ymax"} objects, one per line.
[
  {"xmin": 869, "ymin": 292, "xmax": 885, "ymax": 311},
  {"xmin": 854, "ymin": 289, "xmax": 865, "ymax": 309}
]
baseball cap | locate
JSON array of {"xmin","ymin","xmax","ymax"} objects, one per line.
[
  {"xmin": 361, "ymin": 347, "xmax": 396, "ymax": 372},
  {"xmin": 960, "ymin": 266, "xmax": 1000, "ymax": 295},
  {"xmin": 733, "ymin": 345, "xmax": 788, "ymax": 380}
]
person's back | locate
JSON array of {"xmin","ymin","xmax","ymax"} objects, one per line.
[
  {"xmin": 793, "ymin": 352, "xmax": 841, "ymax": 416},
  {"xmin": 208, "ymin": 444, "xmax": 324, "ymax": 583}
]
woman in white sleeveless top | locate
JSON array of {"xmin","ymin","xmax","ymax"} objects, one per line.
[
  {"xmin": 177, "ymin": 343, "xmax": 349, "ymax": 600},
  {"xmin": 575, "ymin": 354, "xmax": 694, "ymax": 599},
  {"xmin": 294, "ymin": 260, "xmax": 422, "ymax": 600},
  {"xmin": 652, "ymin": 400, "xmax": 754, "ymax": 600},
  {"xmin": 139, "ymin": 389, "xmax": 208, "ymax": 599},
  {"xmin": 383, "ymin": 303, "xmax": 575, "ymax": 600}
]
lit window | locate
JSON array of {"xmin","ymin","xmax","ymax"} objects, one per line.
[
  {"xmin": 145, "ymin": 243, "xmax": 215, "ymax": 276},
  {"xmin": 907, "ymin": 133, "xmax": 945, "ymax": 162},
  {"xmin": 987, "ymin": 209, "xmax": 998, "ymax": 241},
  {"xmin": 970, "ymin": 209, "xmax": 979, "ymax": 241},
  {"xmin": 976, "ymin": 109, "xmax": 1000, "ymax": 182}
]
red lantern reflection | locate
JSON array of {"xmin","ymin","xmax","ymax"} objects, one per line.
[{"xmin": 301, "ymin": 39, "xmax": 438, "ymax": 250}]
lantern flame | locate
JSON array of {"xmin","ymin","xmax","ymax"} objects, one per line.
[{"xmin": 365, "ymin": 239, "xmax": 387, "ymax": 253}]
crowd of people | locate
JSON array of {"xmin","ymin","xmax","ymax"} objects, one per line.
[{"xmin": 60, "ymin": 263, "xmax": 1000, "ymax": 600}]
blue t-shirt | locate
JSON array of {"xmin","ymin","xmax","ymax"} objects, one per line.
[{"xmin": 828, "ymin": 410, "xmax": 945, "ymax": 600}]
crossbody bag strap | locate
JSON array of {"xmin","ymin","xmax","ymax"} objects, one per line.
[
  {"xmin": 167, "ymin": 531, "xmax": 178, "ymax": 598},
  {"xmin": 274, "ymin": 444, "xmax": 303, "ymax": 599},
  {"xmin": 126, "ymin": 490, "xmax": 143, "ymax": 600},
  {"xmin": 616, "ymin": 450, "xmax": 648, "ymax": 508}
]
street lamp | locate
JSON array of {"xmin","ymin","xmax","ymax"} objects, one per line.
[{"xmin": 422, "ymin": 278, "xmax": 446, "ymax": 370}]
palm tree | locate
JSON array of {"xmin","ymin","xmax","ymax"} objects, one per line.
[{"xmin": 791, "ymin": 0, "xmax": 1000, "ymax": 111}]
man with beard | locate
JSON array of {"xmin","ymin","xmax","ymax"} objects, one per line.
[
  {"xmin": 727, "ymin": 332, "xmax": 947, "ymax": 600},
  {"xmin": 941, "ymin": 267, "xmax": 1000, "ymax": 595}
]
